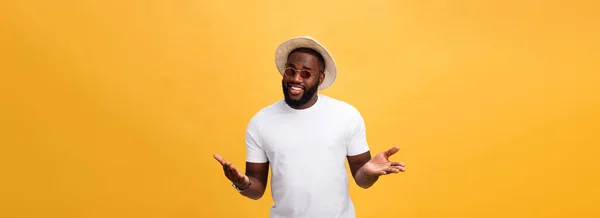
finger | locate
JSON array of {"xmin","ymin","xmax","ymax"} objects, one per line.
[
  {"xmin": 224, "ymin": 162, "xmax": 236, "ymax": 178},
  {"xmin": 384, "ymin": 145, "xmax": 400, "ymax": 157},
  {"xmin": 230, "ymin": 164, "xmax": 245, "ymax": 179},
  {"xmin": 388, "ymin": 166, "xmax": 406, "ymax": 173},
  {"xmin": 223, "ymin": 163, "xmax": 232, "ymax": 178},
  {"xmin": 390, "ymin": 161, "xmax": 406, "ymax": 167},
  {"xmin": 384, "ymin": 168, "xmax": 400, "ymax": 174},
  {"xmin": 213, "ymin": 154, "xmax": 227, "ymax": 165},
  {"xmin": 225, "ymin": 162, "xmax": 234, "ymax": 175}
]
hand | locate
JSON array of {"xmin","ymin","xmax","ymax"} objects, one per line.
[
  {"xmin": 361, "ymin": 145, "xmax": 406, "ymax": 177},
  {"xmin": 213, "ymin": 153, "xmax": 250, "ymax": 189}
]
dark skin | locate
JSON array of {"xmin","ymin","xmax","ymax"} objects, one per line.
[
  {"xmin": 213, "ymin": 50, "xmax": 406, "ymax": 200},
  {"xmin": 282, "ymin": 50, "xmax": 324, "ymax": 109},
  {"xmin": 213, "ymin": 154, "xmax": 268, "ymax": 200}
]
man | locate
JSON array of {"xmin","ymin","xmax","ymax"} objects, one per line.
[{"xmin": 213, "ymin": 36, "xmax": 406, "ymax": 218}]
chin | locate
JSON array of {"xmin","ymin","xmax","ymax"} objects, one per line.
[
  {"xmin": 284, "ymin": 95, "xmax": 301, "ymax": 103},
  {"xmin": 281, "ymin": 80, "xmax": 317, "ymax": 108},
  {"xmin": 288, "ymin": 95, "xmax": 303, "ymax": 101}
]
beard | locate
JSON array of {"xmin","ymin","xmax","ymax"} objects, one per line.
[{"xmin": 282, "ymin": 79, "xmax": 319, "ymax": 108}]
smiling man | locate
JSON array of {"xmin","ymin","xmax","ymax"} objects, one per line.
[{"xmin": 213, "ymin": 36, "xmax": 406, "ymax": 218}]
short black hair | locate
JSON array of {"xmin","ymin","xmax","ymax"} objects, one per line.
[{"xmin": 287, "ymin": 47, "xmax": 326, "ymax": 73}]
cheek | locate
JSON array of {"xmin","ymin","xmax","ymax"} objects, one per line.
[
  {"xmin": 282, "ymin": 77, "xmax": 293, "ymax": 84},
  {"xmin": 307, "ymin": 78, "xmax": 321, "ymax": 88}
]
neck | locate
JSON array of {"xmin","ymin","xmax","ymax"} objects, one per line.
[{"xmin": 289, "ymin": 94, "xmax": 319, "ymax": 110}]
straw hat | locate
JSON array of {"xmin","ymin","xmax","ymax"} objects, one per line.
[{"xmin": 274, "ymin": 36, "xmax": 337, "ymax": 90}]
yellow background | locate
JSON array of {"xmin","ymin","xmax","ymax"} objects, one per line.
[{"xmin": 1, "ymin": 0, "xmax": 599, "ymax": 217}]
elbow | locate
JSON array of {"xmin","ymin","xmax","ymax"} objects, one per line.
[
  {"xmin": 245, "ymin": 192, "xmax": 265, "ymax": 200},
  {"xmin": 249, "ymin": 195, "xmax": 263, "ymax": 200},
  {"xmin": 355, "ymin": 180, "xmax": 373, "ymax": 189},
  {"xmin": 358, "ymin": 183, "xmax": 372, "ymax": 189}
]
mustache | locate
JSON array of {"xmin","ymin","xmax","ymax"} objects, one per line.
[{"xmin": 285, "ymin": 83, "xmax": 305, "ymax": 90}]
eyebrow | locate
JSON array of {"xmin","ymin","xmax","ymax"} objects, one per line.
[{"xmin": 285, "ymin": 63, "xmax": 313, "ymax": 70}]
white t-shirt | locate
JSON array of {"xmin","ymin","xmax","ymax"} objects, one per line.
[{"xmin": 245, "ymin": 94, "xmax": 370, "ymax": 218}]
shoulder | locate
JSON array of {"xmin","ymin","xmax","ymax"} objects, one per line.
[
  {"xmin": 247, "ymin": 99, "xmax": 285, "ymax": 124},
  {"xmin": 320, "ymin": 94, "xmax": 362, "ymax": 117}
]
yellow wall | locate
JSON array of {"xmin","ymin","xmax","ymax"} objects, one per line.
[{"xmin": 1, "ymin": 0, "xmax": 598, "ymax": 217}]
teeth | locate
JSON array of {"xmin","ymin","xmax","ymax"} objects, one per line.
[{"xmin": 291, "ymin": 86, "xmax": 302, "ymax": 90}]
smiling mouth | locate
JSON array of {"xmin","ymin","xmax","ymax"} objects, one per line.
[{"xmin": 289, "ymin": 84, "xmax": 304, "ymax": 96}]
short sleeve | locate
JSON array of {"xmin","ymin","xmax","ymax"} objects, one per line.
[
  {"xmin": 245, "ymin": 115, "xmax": 269, "ymax": 163},
  {"xmin": 346, "ymin": 108, "xmax": 370, "ymax": 156}
]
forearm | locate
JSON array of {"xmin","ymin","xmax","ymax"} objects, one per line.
[
  {"xmin": 237, "ymin": 176, "xmax": 266, "ymax": 200},
  {"xmin": 354, "ymin": 166, "xmax": 379, "ymax": 189}
]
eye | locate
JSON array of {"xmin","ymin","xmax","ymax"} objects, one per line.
[
  {"xmin": 300, "ymin": 70, "xmax": 312, "ymax": 78},
  {"xmin": 284, "ymin": 68, "xmax": 295, "ymax": 76}
]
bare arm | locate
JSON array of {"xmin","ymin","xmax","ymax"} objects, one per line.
[
  {"xmin": 347, "ymin": 151, "xmax": 379, "ymax": 189},
  {"xmin": 214, "ymin": 154, "xmax": 269, "ymax": 200},
  {"xmin": 239, "ymin": 162, "xmax": 269, "ymax": 200}
]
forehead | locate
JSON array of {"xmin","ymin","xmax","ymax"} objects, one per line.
[{"xmin": 286, "ymin": 51, "xmax": 320, "ymax": 69}]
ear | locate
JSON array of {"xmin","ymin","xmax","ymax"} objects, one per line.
[{"xmin": 319, "ymin": 71, "xmax": 325, "ymax": 85}]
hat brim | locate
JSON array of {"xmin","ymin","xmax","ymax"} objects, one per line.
[{"xmin": 275, "ymin": 36, "xmax": 336, "ymax": 90}]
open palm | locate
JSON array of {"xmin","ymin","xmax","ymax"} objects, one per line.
[{"xmin": 362, "ymin": 146, "xmax": 406, "ymax": 177}]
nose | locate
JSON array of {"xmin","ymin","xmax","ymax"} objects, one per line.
[{"xmin": 291, "ymin": 71, "xmax": 304, "ymax": 82}]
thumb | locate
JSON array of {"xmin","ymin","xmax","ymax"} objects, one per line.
[
  {"xmin": 213, "ymin": 153, "xmax": 227, "ymax": 165},
  {"xmin": 384, "ymin": 145, "xmax": 400, "ymax": 157}
]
